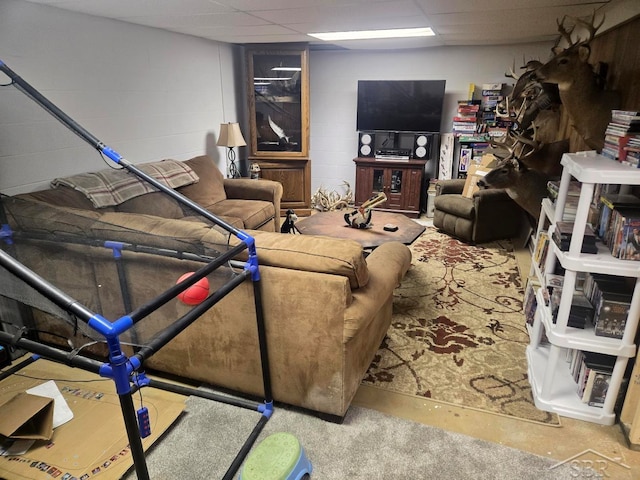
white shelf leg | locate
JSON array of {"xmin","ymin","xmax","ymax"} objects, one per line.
[{"xmin": 540, "ymin": 344, "xmax": 562, "ymax": 400}]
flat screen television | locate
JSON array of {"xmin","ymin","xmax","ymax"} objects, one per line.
[{"xmin": 357, "ymin": 80, "xmax": 446, "ymax": 133}]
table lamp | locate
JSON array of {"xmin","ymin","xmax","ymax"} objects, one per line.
[{"xmin": 217, "ymin": 122, "xmax": 246, "ymax": 178}]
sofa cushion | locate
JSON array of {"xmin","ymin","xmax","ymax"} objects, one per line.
[
  {"xmin": 208, "ymin": 199, "xmax": 275, "ymax": 230},
  {"xmin": 116, "ymin": 192, "xmax": 184, "ymax": 219},
  {"xmin": 231, "ymin": 231, "xmax": 369, "ymax": 289},
  {"xmin": 96, "ymin": 212, "xmax": 229, "ymax": 252},
  {"xmin": 178, "ymin": 155, "xmax": 226, "ymax": 208}
]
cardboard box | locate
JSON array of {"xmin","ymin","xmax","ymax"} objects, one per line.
[
  {"xmin": 0, "ymin": 393, "xmax": 54, "ymax": 441},
  {"xmin": 462, "ymin": 154, "xmax": 497, "ymax": 198}
]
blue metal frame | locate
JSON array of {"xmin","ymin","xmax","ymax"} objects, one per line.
[{"xmin": 0, "ymin": 59, "xmax": 273, "ymax": 480}]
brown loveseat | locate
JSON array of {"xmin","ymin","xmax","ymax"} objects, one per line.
[{"xmin": 3, "ymin": 155, "xmax": 412, "ymax": 421}]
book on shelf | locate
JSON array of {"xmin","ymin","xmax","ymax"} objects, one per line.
[
  {"xmin": 547, "ymin": 180, "xmax": 582, "ymax": 199},
  {"xmin": 567, "ymin": 349, "xmax": 616, "ymax": 407},
  {"xmin": 453, "ymin": 116, "xmax": 478, "ymax": 122},
  {"xmin": 587, "ymin": 372, "xmax": 612, "ymax": 407},
  {"xmin": 617, "ymin": 218, "xmax": 640, "ymax": 260},
  {"xmin": 458, "ymin": 148, "xmax": 472, "ymax": 172},
  {"xmin": 608, "ymin": 207, "xmax": 640, "ymax": 259},
  {"xmin": 594, "ymin": 295, "xmax": 630, "ymax": 339},
  {"xmin": 611, "ymin": 109, "xmax": 640, "ymax": 125},
  {"xmin": 453, "ymin": 122, "xmax": 477, "ymax": 130},
  {"xmin": 545, "ymin": 273, "xmax": 564, "ymax": 288},
  {"xmin": 552, "ymin": 221, "xmax": 597, "ymax": 253},
  {"xmin": 572, "ymin": 351, "xmax": 615, "ymax": 407},
  {"xmin": 523, "ymin": 280, "xmax": 539, "ymax": 327},
  {"xmin": 597, "ymin": 193, "xmax": 640, "ymax": 241},
  {"xmin": 580, "ymin": 273, "xmax": 632, "ymax": 338},
  {"xmin": 533, "ymin": 231, "xmax": 550, "ymax": 272},
  {"xmin": 601, "ymin": 133, "xmax": 640, "ymax": 163},
  {"xmin": 586, "ymin": 274, "xmax": 633, "ymax": 337},
  {"xmin": 549, "ymin": 288, "xmax": 593, "ymax": 328}
]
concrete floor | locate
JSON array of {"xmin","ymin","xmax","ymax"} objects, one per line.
[{"xmin": 351, "ymin": 215, "xmax": 640, "ymax": 479}]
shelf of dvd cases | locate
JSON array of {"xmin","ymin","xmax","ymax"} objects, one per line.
[{"xmin": 527, "ymin": 151, "xmax": 640, "ymax": 425}]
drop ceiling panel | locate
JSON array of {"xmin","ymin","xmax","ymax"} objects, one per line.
[
  {"xmin": 415, "ymin": 0, "xmax": 607, "ymax": 14},
  {"xmin": 250, "ymin": 1, "xmax": 426, "ymax": 25},
  {"xmin": 20, "ymin": 0, "xmax": 639, "ymax": 50}
]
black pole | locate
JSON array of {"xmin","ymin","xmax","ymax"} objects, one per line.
[
  {"xmin": 0, "ymin": 249, "xmax": 97, "ymax": 324},
  {"xmin": 0, "ymin": 60, "xmax": 243, "ymax": 236},
  {"xmin": 127, "ymin": 243, "xmax": 247, "ymax": 324},
  {"xmin": 222, "ymin": 415, "xmax": 269, "ymax": 480},
  {"xmin": 146, "ymin": 378, "xmax": 262, "ymax": 412},
  {"xmin": 252, "ymin": 279, "xmax": 273, "ymax": 403},
  {"xmin": 0, "ymin": 332, "xmax": 103, "ymax": 373},
  {"xmin": 134, "ymin": 270, "xmax": 251, "ymax": 363},
  {"xmin": 0, "ymin": 62, "xmax": 104, "ymax": 150},
  {"xmin": 119, "ymin": 392, "xmax": 150, "ymax": 480},
  {"xmin": 0, "ymin": 354, "xmax": 39, "ymax": 381}
]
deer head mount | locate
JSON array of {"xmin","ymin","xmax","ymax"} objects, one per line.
[
  {"xmin": 478, "ymin": 158, "xmax": 551, "ymax": 219},
  {"xmin": 535, "ymin": 12, "xmax": 620, "ymax": 151}
]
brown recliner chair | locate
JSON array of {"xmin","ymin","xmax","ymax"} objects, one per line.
[{"xmin": 433, "ymin": 179, "xmax": 524, "ymax": 244}]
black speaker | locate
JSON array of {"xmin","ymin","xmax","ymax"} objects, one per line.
[
  {"xmin": 412, "ymin": 133, "xmax": 431, "ymax": 159},
  {"xmin": 358, "ymin": 132, "xmax": 375, "ymax": 157}
]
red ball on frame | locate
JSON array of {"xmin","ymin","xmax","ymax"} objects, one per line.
[{"xmin": 176, "ymin": 272, "xmax": 210, "ymax": 305}]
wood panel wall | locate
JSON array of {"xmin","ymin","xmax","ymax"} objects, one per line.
[{"xmin": 557, "ymin": 15, "xmax": 640, "ymax": 151}]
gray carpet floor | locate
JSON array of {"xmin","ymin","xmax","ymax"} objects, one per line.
[{"xmin": 124, "ymin": 394, "xmax": 575, "ymax": 480}]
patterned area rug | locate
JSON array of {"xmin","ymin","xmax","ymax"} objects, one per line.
[{"xmin": 363, "ymin": 227, "xmax": 560, "ymax": 425}]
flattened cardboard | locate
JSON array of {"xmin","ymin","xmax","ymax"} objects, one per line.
[
  {"xmin": 0, "ymin": 357, "xmax": 185, "ymax": 480},
  {"xmin": 0, "ymin": 393, "xmax": 54, "ymax": 440}
]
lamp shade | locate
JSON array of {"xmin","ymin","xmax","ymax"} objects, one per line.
[{"xmin": 217, "ymin": 122, "xmax": 247, "ymax": 147}]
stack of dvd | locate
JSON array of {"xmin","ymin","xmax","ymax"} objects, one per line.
[{"xmin": 552, "ymin": 221, "xmax": 597, "ymax": 254}]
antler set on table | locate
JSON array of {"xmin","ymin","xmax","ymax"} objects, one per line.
[{"xmin": 311, "ymin": 181, "xmax": 353, "ymax": 211}]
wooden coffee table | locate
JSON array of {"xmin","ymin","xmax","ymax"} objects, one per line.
[{"xmin": 295, "ymin": 210, "xmax": 425, "ymax": 249}]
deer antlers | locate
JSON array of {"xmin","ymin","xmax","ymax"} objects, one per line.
[
  {"xmin": 553, "ymin": 11, "xmax": 604, "ymax": 52},
  {"xmin": 311, "ymin": 182, "xmax": 353, "ymax": 211}
]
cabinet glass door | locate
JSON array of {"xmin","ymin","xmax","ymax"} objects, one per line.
[
  {"xmin": 390, "ymin": 170, "xmax": 403, "ymax": 194},
  {"xmin": 372, "ymin": 169, "xmax": 385, "ymax": 193},
  {"xmin": 247, "ymin": 46, "xmax": 309, "ymax": 158}
]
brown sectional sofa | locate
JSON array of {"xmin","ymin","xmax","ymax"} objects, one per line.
[{"xmin": 3, "ymin": 155, "xmax": 412, "ymax": 420}]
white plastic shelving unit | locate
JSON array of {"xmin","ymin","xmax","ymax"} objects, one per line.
[{"xmin": 527, "ymin": 151, "xmax": 640, "ymax": 425}]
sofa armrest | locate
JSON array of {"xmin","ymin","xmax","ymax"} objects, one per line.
[
  {"xmin": 436, "ymin": 179, "xmax": 466, "ymax": 195},
  {"xmin": 223, "ymin": 178, "xmax": 282, "ymax": 203},
  {"xmin": 472, "ymin": 187, "xmax": 514, "ymax": 204},
  {"xmin": 223, "ymin": 178, "xmax": 283, "ymax": 230},
  {"xmin": 230, "ymin": 230, "xmax": 370, "ymax": 289}
]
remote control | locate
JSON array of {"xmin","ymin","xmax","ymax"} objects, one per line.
[{"xmin": 383, "ymin": 224, "xmax": 398, "ymax": 232}]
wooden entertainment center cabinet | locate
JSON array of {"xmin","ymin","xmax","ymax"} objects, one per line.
[{"xmin": 353, "ymin": 157, "xmax": 427, "ymax": 218}]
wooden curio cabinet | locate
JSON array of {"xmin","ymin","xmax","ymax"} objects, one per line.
[{"xmin": 246, "ymin": 44, "xmax": 311, "ymax": 216}]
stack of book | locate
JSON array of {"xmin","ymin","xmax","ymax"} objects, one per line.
[
  {"xmin": 569, "ymin": 350, "xmax": 615, "ymax": 407},
  {"xmin": 602, "ymin": 110, "xmax": 640, "ymax": 165},
  {"xmin": 549, "ymin": 288, "xmax": 593, "ymax": 328},
  {"xmin": 479, "ymin": 83, "xmax": 503, "ymax": 122},
  {"xmin": 453, "ymin": 100, "xmax": 480, "ymax": 135},
  {"xmin": 547, "ymin": 180, "xmax": 581, "ymax": 221},
  {"xmin": 552, "ymin": 221, "xmax": 598, "ymax": 253},
  {"xmin": 583, "ymin": 273, "xmax": 633, "ymax": 339}
]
